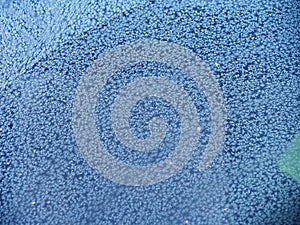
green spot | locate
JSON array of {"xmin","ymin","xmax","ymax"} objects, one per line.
[{"xmin": 278, "ymin": 133, "xmax": 300, "ymax": 184}]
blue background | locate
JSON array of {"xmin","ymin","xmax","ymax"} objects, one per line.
[{"xmin": 1, "ymin": 0, "xmax": 299, "ymax": 224}]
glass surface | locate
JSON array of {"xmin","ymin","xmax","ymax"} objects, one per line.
[{"xmin": 1, "ymin": 0, "xmax": 299, "ymax": 224}]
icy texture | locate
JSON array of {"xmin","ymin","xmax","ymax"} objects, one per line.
[{"xmin": 1, "ymin": 0, "xmax": 299, "ymax": 224}]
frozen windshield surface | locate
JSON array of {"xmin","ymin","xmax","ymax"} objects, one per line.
[{"xmin": 1, "ymin": 0, "xmax": 299, "ymax": 224}]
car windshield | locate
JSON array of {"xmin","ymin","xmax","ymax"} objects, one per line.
[{"xmin": 1, "ymin": 0, "xmax": 299, "ymax": 224}]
